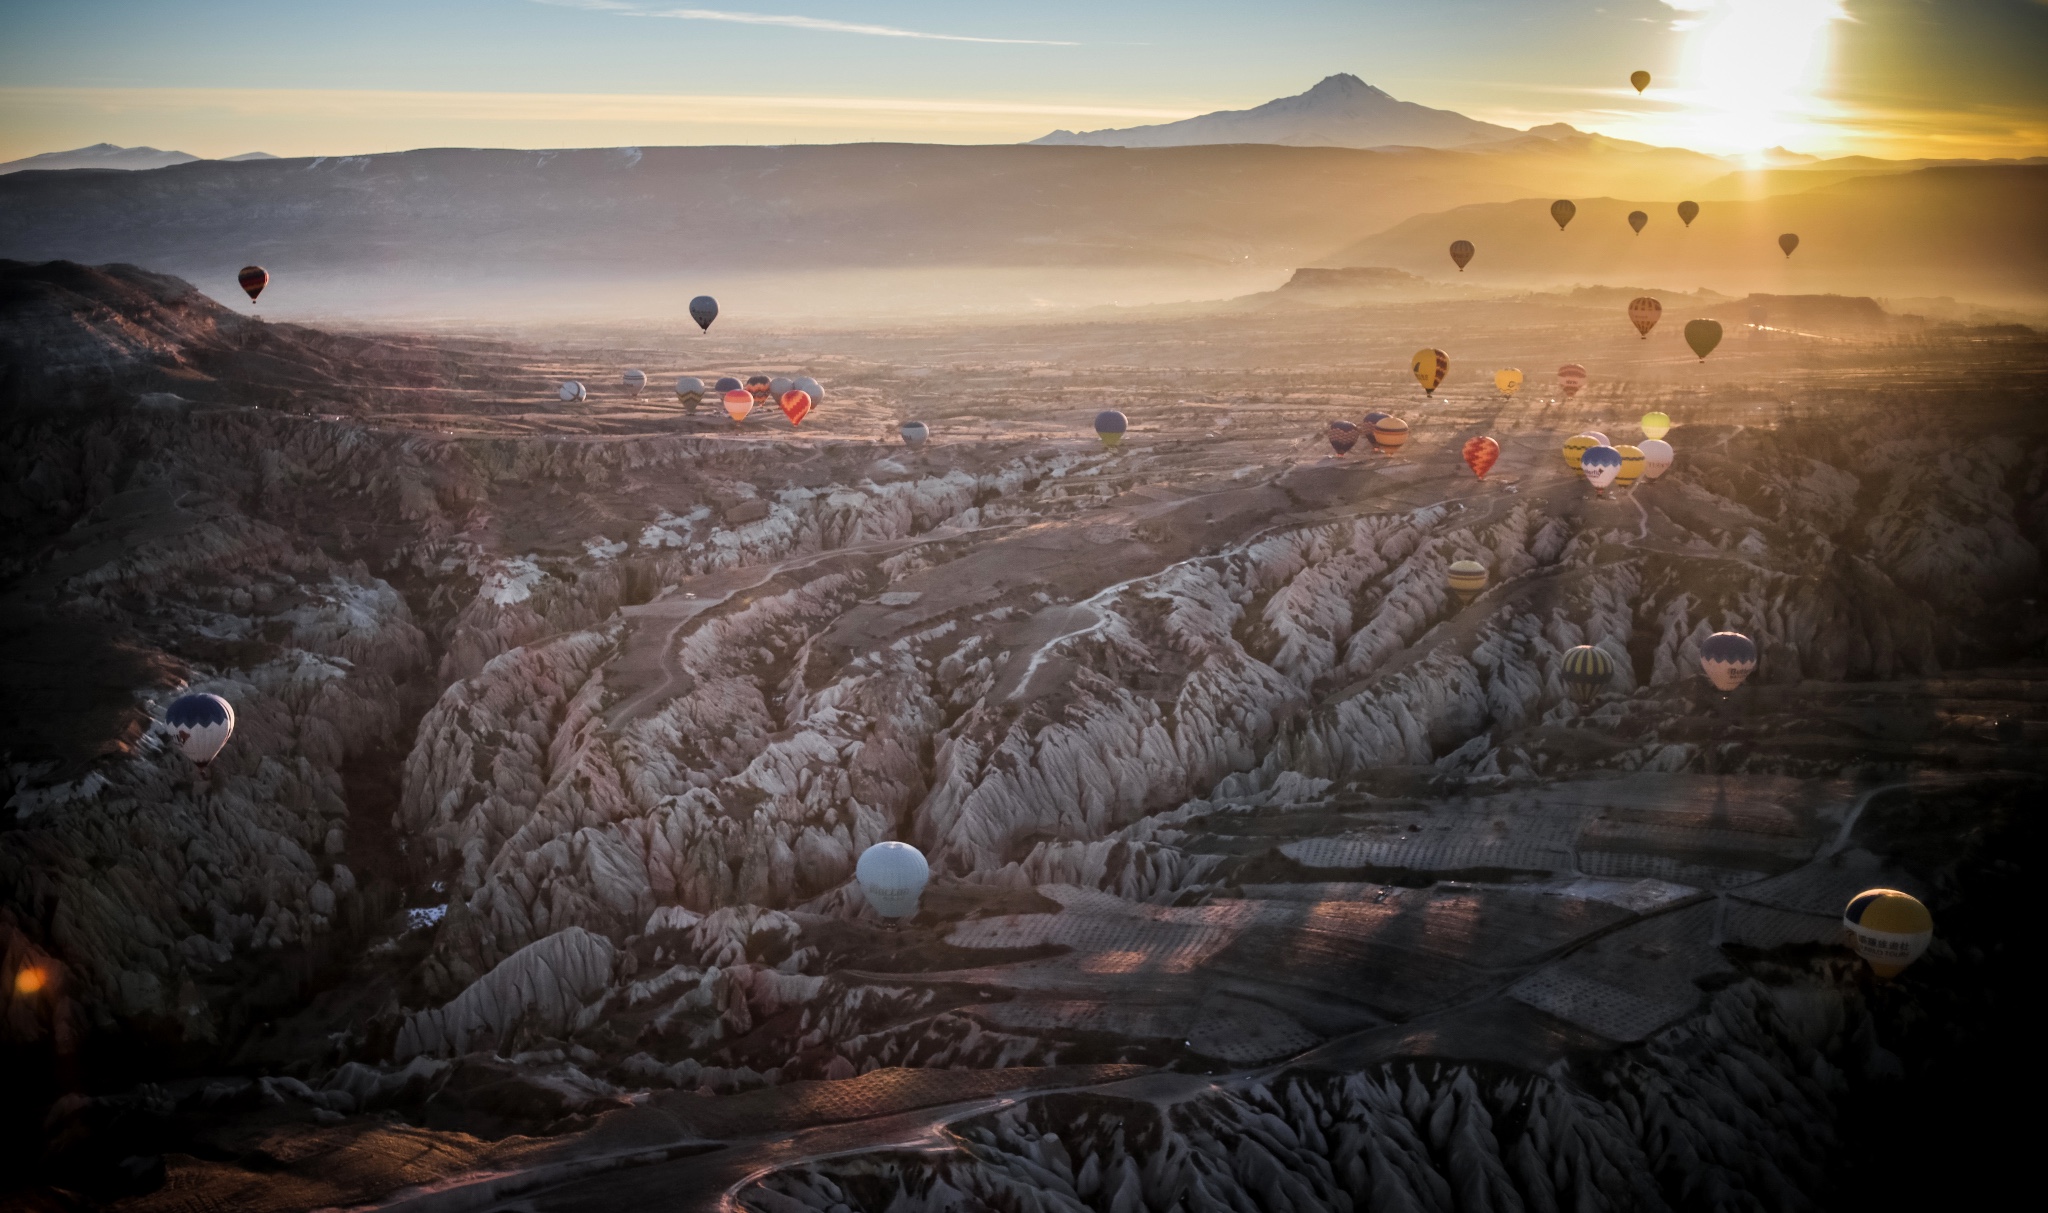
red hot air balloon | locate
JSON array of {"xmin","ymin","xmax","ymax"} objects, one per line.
[
  {"xmin": 1462, "ymin": 436, "xmax": 1500, "ymax": 479},
  {"xmin": 745, "ymin": 375, "xmax": 772, "ymax": 406},
  {"xmin": 779, "ymin": 389, "xmax": 812, "ymax": 427},
  {"xmin": 1449, "ymin": 240, "xmax": 1475, "ymax": 272},
  {"xmin": 1628, "ymin": 296, "xmax": 1663, "ymax": 338},
  {"xmin": 1557, "ymin": 364, "xmax": 1588, "ymax": 399},
  {"xmin": 237, "ymin": 266, "xmax": 268, "ymax": 301}
]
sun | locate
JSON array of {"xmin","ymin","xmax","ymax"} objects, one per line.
[{"xmin": 1672, "ymin": 0, "xmax": 1847, "ymax": 156}]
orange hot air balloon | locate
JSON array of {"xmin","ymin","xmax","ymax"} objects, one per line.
[
  {"xmin": 1630, "ymin": 70, "xmax": 1651, "ymax": 93},
  {"xmin": 237, "ymin": 266, "xmax": 268, "ymax": 301},
  {"xmin": 1449, "ymin": 240, "xmax": 1475, "ymax": 272},
  {"xmin": 1778, "ymin": 233, "xmax": 1800, "ymax": 258},
  {"xmin": 1550, "ymin": 199, "xmax": 1576, "ymax": 231},
  {"xmin": 1628, "ymin": 296, "xmax": 1662, "ymax": 338},
  {"xmin": 779, "ymin": 389, "xmax": 812, "ymax": 427},
  {"xmin": 1557, "ymin": 364, "xmax": 1588, "ymax": 399},
  {"xmin": 1462, "ymin": 436, "xmax": 1500, "ymax": 479},
  {"xmin": 722, "ymin": 388, "xmax": 754, "ymax": 423},
  {"xmin": 745, "ymin": 375, "xmax": 772, "ymax": 406}
]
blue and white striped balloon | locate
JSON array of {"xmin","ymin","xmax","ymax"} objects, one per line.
[{"xmin": 166, "ymin": 693, "xmax": 235, "ymax": 768}]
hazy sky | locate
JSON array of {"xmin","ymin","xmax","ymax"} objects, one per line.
[{"xmin": 2, "ymin": 0, "xmax": 2043, "ymax": 161}]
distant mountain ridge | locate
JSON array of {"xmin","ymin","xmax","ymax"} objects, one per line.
[
  {"xmin": 0, "ymin": 143, "xmax": 277, "ymax": 175},
  {"xmin": 1031, "ymin": 74, "xmax": 1520, "ymax": 150}
]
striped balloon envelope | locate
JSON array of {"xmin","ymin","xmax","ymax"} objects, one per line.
[
  {"xmin": 1628, "ymin": 297, "xmax": 1662, "ymax": 338},
  {"xmin": 779, "ymin": 389, "xmax": 812, "ymax": 427},
  {"xmin": 1327, "ymin": 419, "xmax": 1362, "ymax": 456},
  {"xmin": 722, "ymin": 389, "xmax": 754, "ymax": 423},
  {"xmin": 1699, "ymin": 631, "xmax": 1758, "ymax": 691},
  {"xmin": 1562, "ymin": 434, "xmax": 1599, "ymax": 471},
  {"xmin": 166, "ymin": 693, "xmax": 235, "ymax": 768},
  {"xmin": 1445, "ymin": 559, "xmax": 1488, "ymax": 606},
  {"xmin": 675, "ymin": 377, "xmax": 705, "ymax": 414},
  {"xmin": 1843, "ymin": 889, "xmax": 1932, "ymax": 977},
  {"xmin": 1371, "ymin": 415, "xmax": 1409, "ymax": 454},
  {"xmin": 1557, "ymin": 364, "xmax": 1588, "ymax": 398},
  {"xmin": 1411, "ymin": 348, "xmax": 1449, "ymax": 396},
  {"xmin": 1560, "ymin": 645, "xmax": 1616, "ymax": 705},
  {"xmin": 1360, "ymin": 410, "xmax": 1389, "ymax": 449},
  {"xmin": 745, "ymin": 375, "xmax": 773, "ymax": 406},
  {"xmin": 237, "ymin": 265, "xmax": 268, "ymax": 301},
  {"xmin": 1612, "ymin": 444, "xmax": 1646, "ymax": 489},
  {"xmin": 1461, "ymin": 436, "xmax": 1499, "ymax": 479}
]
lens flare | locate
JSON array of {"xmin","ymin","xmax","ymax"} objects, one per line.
[{"xmin": 1672, "ymin": 0, "xmax": 1846, "ymax": 155}]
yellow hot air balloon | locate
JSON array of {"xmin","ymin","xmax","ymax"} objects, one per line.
[
  {"xmin": 1446, "ymin": 560, "xmax": 1488, "ymax": 607},
  {"xmin": 1843, "ymin": 889, "xmax": 1933, "ymax": 978},
  {"xmin": 1640, "ymin": 411, "xmax": 1671, "ymax": 440},
  {"xmin": 1630, "ymin": 70, "xmax": 1651, "ymax": 93},
  {"xmin": 1495, "ymin": 368, "xmax": 1523, "ymax": 397},
  {"xmin": 1612, "ymin": 444, "xmax": 1646, "ymax": 490},
  {"xmin": 1411, "ymin": 348, "xmax": 1448, "ymax": 396},
  {"xmin": 1562, "ymin": 434, "xmax": 1598, "ymax": 472}
]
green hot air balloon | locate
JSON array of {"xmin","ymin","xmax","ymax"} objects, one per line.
[
  {"xmin": 1550, "ymin": 199, "xmax": 1577, "ymax": 231},
  {"xmin": 1677, "ymin": 200, "xmax": 1699, "ymax": 227},
  {"xmin": 1684, "ymin": 319, "xmax": 1724, "ymax": 362}
]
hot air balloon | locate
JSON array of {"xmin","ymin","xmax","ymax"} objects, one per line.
[
  {"xmin": 1327, "ymin": 419, "xmax": 1362, "ymax": 456},
  {"xmin": 1639, "ymin": 439, "xmax": 1674, "ymax": 480},
  {"xmin": 1628, "ymin": 210, "xmax": 1648, "ymax": 235},
  {"xmin": 1495, "ymin": 369, "xmax": 1523, "ymax": 397},
  {"xmin": 1449, "ymin": 240, "xmax": 1475, "ymax": 272},
  {"xmin": 166, "ymin": 693, "xmax": 235, "ymax": 768},
  {"xmin": 768, "ymin": 376, "xmax": 795, "ymax": 404},
  {"xmin": 1843, "ymin": 889, "xmax": 1932, "ymax": 978},
  {"xmin": 714, "ymin": 376, "xmax": 742, "ymax": 394},
  {"xmin": 1360, "ymin": 410, "xmax": 1390, "ymax": 449},
  {"xmin": 623, "ymin": 369, "xmax": 647, "ymax": 398},
  {"xmin": 792, "ymin": 376, "xmax": 824, "ymax": 408},
  {"xmin": 1778, "ymin": 233, "xmax": 1800, "ymax": 258},
  {"xmin": 1095, "ymin": 409, "xmax": 1128, "ymax": 448},
  {"xmin": 1446, "ymin": 560, "xmax": 1488, "ymax": 607},
  {"xmin": 237, "ymin": 266, "xmax": 269, "ymax": 302},
  {"xmin": 1581, "ymin": 445, "xmax": 1623, "ymax": 492},
  {"xmin": 1684, "ymin": 319, "xmax": 1724, "ymax": 361},
  {"xmin": 1558, "ymin": 364, "xmax": 1588, "ymax": 399},
  {"xmin": 1630, "ymin": 70, "xmax": 1651, "ymax": 93},
  {"xmin": 1562, "ymin": 434, "xmax": 1599, "ymax": 471},
  {"xmin": 1677, "ymin": 200, "xmax": 1699, "ymax": 227},
  {"xmin": 1561, "ymin": 645, "xmax": 1616, "ymax": 705},
  {"xmin": 675, "ymin": 376, "xmax": 705, "ymax": 415},
  {"xmin": 558, "ymin": 381, "xmax": 587, "ymax": 403},
  {"xmin": 1612, "ymin": 444, "xmax": 1646, "ymax": 490},
  {"xmin": 857, "ymin": 841, "xmax": 930, "ymax": 922},
  {"xmin": 1639, "ymin": 411, "xmax": 1671, "ymax": 440},
  {"xmin": 1372, "ymin": 415, "xmax": 1409, "ymax": 454},
  {"xmin": 1550, "ymin": 199, "xmax": 1577, "ymax": 231},
  {"xmin": 1411, "ymin": 348, "xmax": 1449, "ymax": 396},
  {"xmin": 1698, "ymin": 631, "xmax": 1758, "ymax": 691},
  {"xmin": 689, "ymin": 295, "xmax": 718, "ymax": 332},
  {"xmin": 900, "ymin": 420, "xmax": 929, "ymax": 448},
  {"xmin": 779, "ymin": 389, "xmax": 812, "ymax": 427},
  {"xmin": 722, "ymin": 389, "xmax": 754, "ymax": 423},
  {"xmin": 745, "ymin": 376, "xmax": 772, "ymax": 406},
  {"xmin": 1628, "ymin": 297, "xmax": 1663, "ymax": 338},
  {"xmin": 1582, "ymin": 430, "xmax": 1610, "ymax": 447},
  {"xmin": 1462, "ymin": 435, "xmax": 1500, "ymax": 479}
]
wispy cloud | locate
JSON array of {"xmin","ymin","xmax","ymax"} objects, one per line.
[{"xmin": 538, "ymin": 0, "xmax": 1076, "ymax": 45}]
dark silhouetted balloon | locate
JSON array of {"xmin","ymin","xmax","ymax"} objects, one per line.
[
  {"xmin": 1630, "ymin": 70, "xmax": 1651, "ymax": 93},
  {"xmin": 237, "ymin": 266, "xmax": 268, "ymax": 301},
  {"xmin": 1628, "ymin": 210, "xmax": 1648, "ymax": 234},
  {"xmin": 1684, "ymin": 318, "xmax": 1724, "ymax": 361},
  {"xmin": 714, "ymin": 376, "xmax": 742, "ymax": 394},
  {"xmin": 1778, "ymin": 232, "xmax": 1800, "ymax": 258},
  {"xmin": 689, "ymin": 295, "xmax": 718, "ymax": 331},
  {"xmin": 1677, "ymin": 200, "xmax": 1699, "ymax": 227},
  {"xmin": 1449, "ymin": 240, "xmax": 1474, "ymax": 271},
  {"xmin": 1628, "ymin": 296, "xmax": 1662, "ymax": 338},
  {"xmin": 1550, "ymin": 199, "xmax": 1576, "ymax": 230}
]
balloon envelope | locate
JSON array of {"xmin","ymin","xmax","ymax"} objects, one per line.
[
  {"xmin": 1360, "ymin": 410, "xmax": 1389, "ymax": 448},
  {"xmin": 1778, "ymin": 233, "xmax": 1800, "ymax": 258},
  {"xmin": 745, "ymin": 376, "xmax": 772, "ymax": 405},
  {"xmin": 1580, "ymin": 431, "xmax": 1609, "ymax": 447},
  {"xmin": 1558, "ymin": 364, "xmax": 1587, "ymax": 398},
  {"xmin": 1684, "ymin": 319, "xmax": 1724, "ymax": 361},
  {"xmin": 1446, "ymin": 559, "xmax": 1488, "ymax": 605},
  {"xmin": 714, "ymin": 376, "xmax": 742, "ymax": 394},
  {"xmin": 900, "ymin": 420, "xmax": 929, "ymax": 448},
  {"xmin": 1561, "ymin": 645, "xmax": 1616, "ymax": 705},
  {"xmin": 857, "ymin": 841, "xmax": 930, "ymax": 919},
  {"xmin": 1550, "ymin": 199, "xmax": 1576, "ymax": 230},
  {"xmin": 166, "ymin": 692, "xmax": 235, "ymax": 767},
  {"xmin": 1677, "ymin": 200, "xmax": 1699, "ymax": 227},
  {"xmin": 1628, "ymin": 297, "xmax": 1662, "ymax": 338},
  {"xmin": 559, "ymin": 381, "xmax": 586, "ymax": 403},
  {"xmin": 1411, "ymin": 348, "xmax": 1448, "ymax": 396},
  {"xmin": 237, "ymin": 265, "xmax": 268, "ymax": 301},
  {"xmin": 675, "ymin": 376, "xmax": 704, "ymax": 405},
  {"xmin": 689, "ymin": 295, "xmax": 718, "ymax": 331},
  {"xmin": 722, "ymin": 389, "xmax": 754, "ymax": 422},
  {"xmin": 768, "ymin": 376, "xmax": 794, "ymax": 402},
  {"xmin": 1462, "ymin": 435, "xmax": 1500, "ymax": 479},
  {"xmin": 792, "ymin": 376, "xmax": 824, "ymax": 407},
  {"xmin": 1562, "ymin": 434, "xmax": 1598, "ymax": 471},
  {"xmin": 1612, "ymin": 444, "xmax": 1646, "ymax": 489},
  {"xmin": 1581, "ymin": 445, "xmax": 1623, "ymax": 489},
  {"xmin": 1630, "ymin": 70, "xmax": 1651, "ymax": 93},
  {"xmin": 1843, "ymin": 889, "xmax": 1932, "ymax": 977},
  {"xmin": 623, "ymin": 368, "xmax": 647, "ymax": 397},
  {"xmin": 1095, "ymin": 409, "xmax": 1128, "ymax": 448},
  {"xmin": 1371, "ymin": 415, "xmax": 1409, "ymax": 454},
  {"xmin": 1640, "ymin": 411, "xmax": 1672, "ymax": 440},
  {"xmin": 1699, "ymin": 631, "xmax": 1758, "ymax": 691},
  {"xmin": 1494, "ymin": 369, "xmax": 1523, "ymax": 396},
  {"xmin": 1639, "ymin": 439, "xmax": 1674, "ymax": 479},
  {"xmin": 1627, "ymin": 210, "xmax": 1648, "ymax": 234},
  {"xmin": 779, "ymin": 389, "xmax": 812, "ymax": 427},
  {"xmin": 1327, "ymin": 419, "xmax": 1361, "ymax": 456},
  {"xmin": 1449, "ymin": 240, "xmax": 1474, "ymax": 271}
]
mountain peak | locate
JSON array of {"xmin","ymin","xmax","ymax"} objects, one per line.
[{"xmin": 1028, "ymin": 75, "xmax": 1516, "ymax": 151}]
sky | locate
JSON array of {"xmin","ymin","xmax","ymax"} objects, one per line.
[{"xmin": 1, "ymin": 0, "xmax": 2044, "ymax": 162}]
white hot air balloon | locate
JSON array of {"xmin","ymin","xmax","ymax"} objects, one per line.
[
  {"xmin": 792, "ymin": 376, "xmax": 824, "ymax": 408},
  {"xmin": 900, "ymin": 420, "xmax": 930, "ymax": 448},
  {"xmin": 165, "ymin": 692, "xmax": 235, "ymax": 768},
  {"xmin": 559, "ymin": 381, "xmax": 587, "ymax": 403},
  {"xmin": 1639, "ymin": 438, "xmax": 1675, "ymax": 480},
  {"xmin": 623, "ymin": 368, "xmax": 647, "ymax": 397},
  {"xmin": 856, "ymin": 841, "xmax": 929, "ymax": 922}
]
